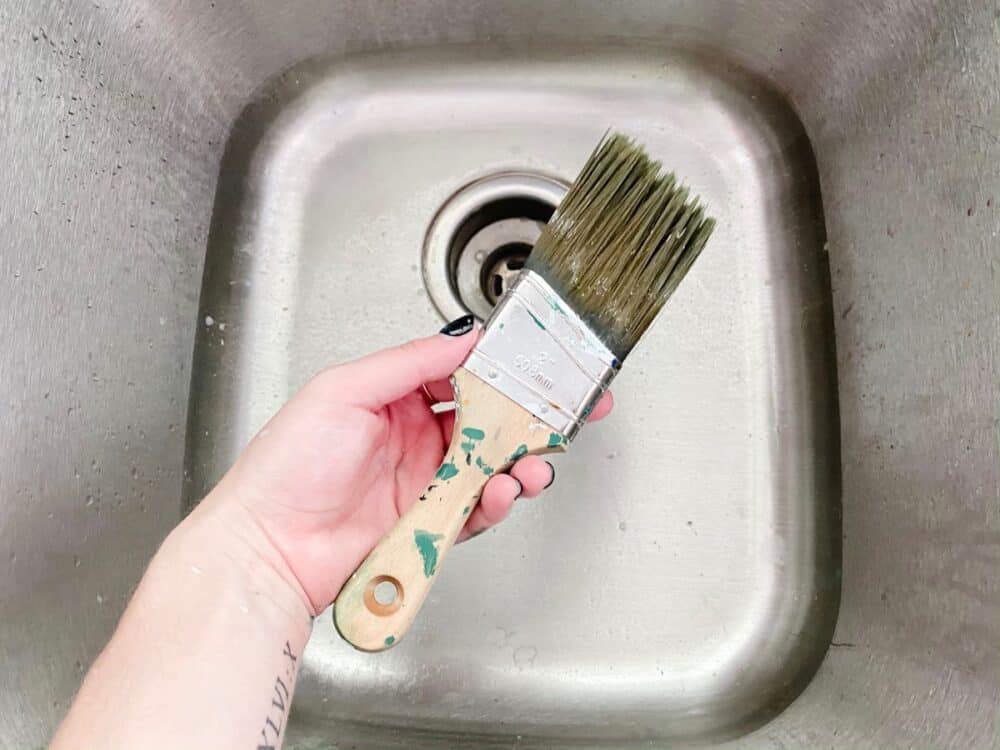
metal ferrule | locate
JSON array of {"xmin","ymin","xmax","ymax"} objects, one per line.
[{"xmin": 463, "ymin": 271, "xmax": 619, "ymax": 441}]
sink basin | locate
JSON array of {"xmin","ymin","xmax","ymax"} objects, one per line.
[
  {"xmin": 186, "ymin": 43, "xmax": 838, "ymax": 745},
  {"xmin": 2, "ymin": 3, "xmax": 997, "ymax": 749}
]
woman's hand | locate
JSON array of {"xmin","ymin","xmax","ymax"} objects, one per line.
[
  {"xmin": 215, "ymin": 316, "xmax": 614, "ymax": 613},
  {"xmin": 53, "ymin": 316, "xmax": 614, "ymax": 750}
]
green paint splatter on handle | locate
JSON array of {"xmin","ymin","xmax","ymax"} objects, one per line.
[
  {"xmin": 547, "ymin": 432, "xmax": 565, "ymax": 448},
  {"xmin": 414, "ymin": 529, "xmax": 445, "ymax": 577},
  {"xmin": 475, "ymin": 456, "xmax": 495, "ymax": 476},
  {"xmin": 462, "ymin": 506, "xmax": 471, "ymax": 516},
  {"xmin": 435, "ymin": 462, "xmax": 459, "ymax": 480},
  {"xmin": 384, "ymin": 635, "xmax": 395, "ymax": 646},
  {"xmin": 460, "ymin": 427, "xmax": 485, "ymax": 456},
  {"xmin": 509, "ymin": 444, "xmax": 528, "ymax": 462}
]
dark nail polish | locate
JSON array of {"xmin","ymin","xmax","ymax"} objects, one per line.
[
  {"xmin": 513, "ymin": 478, "xmax": 524, "ymax": 499},
  {"xmin": 544, "ymin": 462, "xmax": 556, "ymax": 489},
  {"xmin": 440, "ymin": 314, "xmax": 475, "ymax": 336}
]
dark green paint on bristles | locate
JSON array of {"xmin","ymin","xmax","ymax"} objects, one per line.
[
  {"xmin": 435, "ymin": 462, "xmax": 459, "ymax": 480},
  {"xmin": 525, "ymin": 132, "xmax": 716, "ymax": 360},
  {"xmin": 384, "ymin": 635, "xmax": 395, "ymax": 646},
  {"xmin": 414, "ymin": 529, "xmax": 445, "ymax": 577}
]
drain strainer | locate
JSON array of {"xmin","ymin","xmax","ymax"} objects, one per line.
[{"xmin": 422, "ymin": 171, "xmax": 568, "ymax": 321}]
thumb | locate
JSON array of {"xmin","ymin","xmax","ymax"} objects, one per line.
[{"xmin": 332, "ymin": 316, "xmax": 478, "ymax": 408}]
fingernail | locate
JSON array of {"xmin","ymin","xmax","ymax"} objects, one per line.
[
  {"xmin": 543, "ymin": 461, "xmax": 555, "ymax": 489},
  {"xmin": 440, "ymin": 314, "xmax": 475, "ymax": 336},
  {"xmin": 513, "ymin": 478, "xmax": 524, "ymax": 499}
]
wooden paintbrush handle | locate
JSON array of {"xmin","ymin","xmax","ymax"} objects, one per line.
[{"xmin": 333, "ymin": 367, "xmax": 566, "ymax": 651}]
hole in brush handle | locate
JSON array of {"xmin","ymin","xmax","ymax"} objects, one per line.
[{"xmin": 363, "ymin": 575, "xmax": 403, "ymax": 616}]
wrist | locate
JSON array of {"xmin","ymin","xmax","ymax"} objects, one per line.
[{"xmin": 161, "ymin": 489, "xmax": 318, "ymax": 625}]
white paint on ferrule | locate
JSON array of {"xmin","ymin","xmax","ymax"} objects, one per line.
[{"xmin": 463, "ymin": 271, "xmax": 619, "ymax": 440}]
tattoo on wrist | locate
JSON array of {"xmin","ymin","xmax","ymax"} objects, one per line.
[{"xmin": 256, "ymin": 640, "xmax": 298, "ymax": 750}]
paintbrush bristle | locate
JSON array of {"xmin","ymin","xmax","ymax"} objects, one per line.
[{"xmin": 526, "ymin": 133, "xmax": 715, "ymax": 359}]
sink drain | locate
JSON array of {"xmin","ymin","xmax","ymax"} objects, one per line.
[{"xmin": 423, "ymin": 172, "xmax": 568, "ymax": 321}]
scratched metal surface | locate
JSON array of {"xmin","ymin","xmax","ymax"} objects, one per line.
[{"xmin": 1, "ymin": 2, "xmax": 997, "ymax": 749}]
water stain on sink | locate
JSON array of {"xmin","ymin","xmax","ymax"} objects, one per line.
[{"xmin": 186, "ymin": 42, "xmax": 840, "ymax": 745}]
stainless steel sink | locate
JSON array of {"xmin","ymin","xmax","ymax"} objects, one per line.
[{"xmin": 2, "ymin": 3, "xmax": 997, "ymax": 749}]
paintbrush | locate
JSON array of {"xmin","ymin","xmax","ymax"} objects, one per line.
[{"xmin": 334, "ymin": 133, "xmax": 716, "ymax": 651}]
